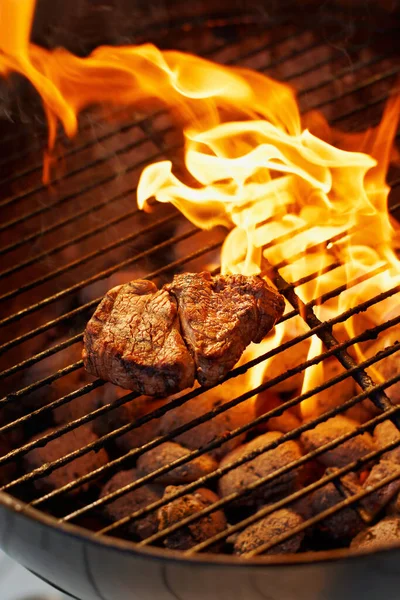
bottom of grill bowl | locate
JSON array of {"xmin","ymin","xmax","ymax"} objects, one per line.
[{"xmin": 2, "ymin": 492, "xmax": 400, "ymax": 600}]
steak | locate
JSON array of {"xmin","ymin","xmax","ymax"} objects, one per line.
[
  {"xmin": 166, "ymin": 272, "xmax": 285, "ymax": 386},
  {"xmin": 83, "ymin": 279, "xmax": 195, "ymax": 396},
  {"xmin": 83, "ymin": 273, "xmax": 284, "ymax": 396}
]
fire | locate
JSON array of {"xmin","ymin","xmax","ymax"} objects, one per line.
[{"xmin": 1, "ymin": 0, "xmax": 399, "ymax": 419}]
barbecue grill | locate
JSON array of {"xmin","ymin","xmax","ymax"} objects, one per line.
[{"xmin": 1, "ymin": 0, "xmax": 400, "ymax": 598}]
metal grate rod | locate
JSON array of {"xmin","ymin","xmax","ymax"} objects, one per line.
[
  {"xmin": 0, "ymin": 226, "xmax": 204, "ymax": 329},
  {"xmin": 187, "ymin": 410, "xmax": 400, "ymax": 555},
  {"xmin": 95, "ymin": 370, "xmax": 400, "ymax": 539},
  {"xmin": 0, "ymin": 258, "xmax": 395, "ymax": 401},
  {"xmin": 5, "ymin": 305, "xmax": 397, "ymax": 503},
  {"xmin": 270, "ymin": 264, "xmax": 397, "ymax": 417},
  {"xmin": 74, "ymin": 345, "xmax": 400, "ymax": 531},
  {"xmin": 0, "ymin": 213, "xmax": 179, "ymax": 303},
  {"xmin": 139, "ymin": 373, "xmax": 400, "ymax": 548},
  {"xmin": 309, "ymin": 66, "xmax": 400, "ymax": 112},
  {"xmin": 0, "ymin": 238, "xmax": 222, "ymax": 356},
  {"xmin": 0, "ymin": 61, "xmax": 397, "ymax": 234},
  {"xmin": 0, "ymin": 136, "xmax": 180, "ymax": 235}
]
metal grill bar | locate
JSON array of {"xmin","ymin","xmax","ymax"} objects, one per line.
[
  {"xmin": 1, "ymin": 360, "xmax": 85, "ymax": 407},
  {"xmin": 0, "ymin": 212, "xmax": 179, "ymax": 301},
  {"xmin": 0, "ymin": 111, "xmax": 158, "ymax": 191},
  {"xmin": 308, "ymin": 66, "xmax": 400, "ymax": 112},
  {"xmin": 0, "ymin": 185, "xmax": 140, "ymax": 257},
  {"xmin": 141, "ymin": 373, "xmax": 400, "ymax": 548},
  {"xmin": 187, "ymin": 407, "xmax": 400, "ymax": 554},
  {"xmin": 256, "ymin": 38, "xmax": 333, "ymax": 74},
  {"xmin": 0, "ymin": 255, "xmax": 393, "ymax": 406},
  {"xmin": 0, "ymin": 104, "xmax": 131, "ymax": 174},
  {"xmin": 0, "ymin": 38, "xmax": 395, "ymax": 238},
  {"xmin": 0, "ymin": 136, "xmax": 180, "ymax": 235},
  {"xmin": 0, "ymin": 334, "xmax": 83, "ymax": 382},
  {"xmin": 271, "ymin": 266, "xmax": 395, "ymax": 415},
  {"xmin": 0, "ymin": 235, "xmax": 221, "ymax": 357},
  {"xmin": 0, "ymin": 224, "xmax": 202, "ymax": 328},
  {"xmin": 0, "ymin": 22, "xmax": 298, "ymax": 209},
  {"xmin": 297, "ymin": 53, "xmax": 396, "ymax": 97},
  {"xmin": 0, "ymin": 206, "xmax": 141, "ymax": 281},
  {"xmin": 223, "ymin": 25, "xmax": 302, "ymax": 67},
  {"xmin": 333, "ymin": 92, "xmax": 398, "ymax": 125},
  {"xmin": 3, "ymin": 292, "xmax": 398, "ymax": 499},
  {"xmin": 0, "ymin": 301, "xmax": 97, "ymax": 356},
  {"xmin": 65, "ymin": 342, "xmax": 400, "ymax": 529}
]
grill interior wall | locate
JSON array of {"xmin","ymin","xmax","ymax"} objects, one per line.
[{"xmin": 0, "ymin": 0, "xmax": 400, "ymax": 557}]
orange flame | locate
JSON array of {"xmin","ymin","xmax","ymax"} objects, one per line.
[{"xmin": 1, "ymin": 0, "xmax": 399, "ymax": 419}]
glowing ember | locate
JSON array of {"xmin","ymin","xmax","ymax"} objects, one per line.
[{"xmin": 1, "ymin": 0, "xmax": 399, "ymax": 418}]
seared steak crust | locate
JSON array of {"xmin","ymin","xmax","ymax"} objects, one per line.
[
  {"xmin": 166, "ymin": 272, "xmax": 285, "ymax": 387},
  {"xmin": 83, "ymin": 280, "xmax": 195, "ymax": 396},
  {"xmin": 83, "ymin": 273, "xmax": 284, "ymax": 395}
]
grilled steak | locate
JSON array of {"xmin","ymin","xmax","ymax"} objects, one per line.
[
  {"xmin": 166, "ymin": 272, "xmax": 285, "ymax": 386},
  {"xmin": 83, "ymin": 279, "xmax": 195, "ymax": 396},
  {"xmin": 83, "ymin": 273, "xmax": 284, "ymax": 396}
]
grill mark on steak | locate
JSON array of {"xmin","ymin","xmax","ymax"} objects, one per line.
[
  {"xmin": 83, "ymin": 272, "xmax": 285, "ymax": 395},
  {"xmin": 166, "ymin": 272, "xmax": 285, "ymax": 387}
]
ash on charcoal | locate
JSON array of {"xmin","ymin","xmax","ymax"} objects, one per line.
[
  {"xmin": 158, "ymin": 388, "xmax": 255, "ymax": 460},
  {"xmin": 218, "ymin": 431, "xmax": 303, "ymax": 508},
  {"xmin": 361, "ymin": 460, "xmax": 400, "ymax": 517},
  {"xmin": 310, "ymin": 473, "xmax": 364, "ymax": 542},
  {"xmin": 137, "ymin": 441, "xmax": 218, "ymax": 485},
  {"xmin": 99, "ymin": 469, "xmax": 163, "ymax": 540},
  {"xmin": 233, "ymin": 508, "xmax": 305, "ymax": 555},
  {"xmin": 301, "ymin": 415, "xmax": 375, "ymax": 468},
  {"xmin": 93, "ymin": 388, "xmax": 166, "ymax": 454},
  {"xmin": 373, "ymin": 420, "xmax": 400, "ymax": 464},
  {"xmin": 351, "ymin": 517, "xmax": 400, "ymax": 551},
  {"xmin": 23, "ymin": 425, "xmax": 109, "ymax": 496},
  {"xmin": 158, "ymin": 486, "xmax": 227, "ymax": 551}
]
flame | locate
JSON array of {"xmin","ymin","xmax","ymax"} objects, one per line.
[{"xmin": 1, "ymin": 0, "xmax": 399, "ymax": 419}]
